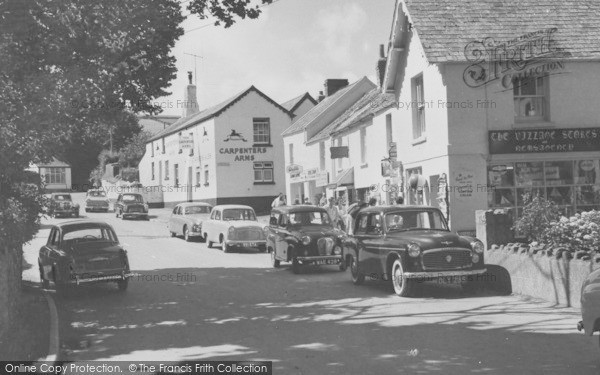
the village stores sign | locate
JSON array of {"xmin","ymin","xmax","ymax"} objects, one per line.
[{"xmin": 489, "ymin": 127, "xmax": 600, "ymax": 154}]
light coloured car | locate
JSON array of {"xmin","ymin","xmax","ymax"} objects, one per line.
[
  {"xmin": 168, "ymin": 202, "xmax": 213, "ymax": 242},
  {"xmin": 84, "ymin": 189, "xmax": 110, "ymax": 213},
  {"xmin": 578, "ymin": 268, "xmax": 600, "ymax": 347},
  {"xmin": 203, "ymin": 204, "xmax": 266, "ymax": 253}
]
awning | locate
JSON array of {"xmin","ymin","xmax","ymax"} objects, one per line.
[{"xmin": 327, "ymin": 167, "xmax": 354, "ymax": 189}]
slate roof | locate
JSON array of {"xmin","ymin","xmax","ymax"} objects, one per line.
[
  {"xmin": 148, "ymin": 86, "xmax": 291, "ymax": 142},
  {"xmin": 281, "ymin": 79, "xmax": 364, "ymax": 136},
  {"xmin": 138, "ymin": 115, "xmax": 180, "ymax": 136},
  {"xmin": 281, "ymin": 92, "xmax": 318, "ymax": 114},
  {"xmin": 308, "ymin": 88, "xmax": 396, "ymax": 144},
  {"xmin": 405, "ymin": 0, "xmax": 600, "ymax": 63}
]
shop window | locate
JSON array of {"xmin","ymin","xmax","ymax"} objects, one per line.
[
  {"xmin": 253, "ymin": 118, "xmax": 270, "ymax": 145},
  {"xmin": 513, "ymin": 76, "xmax": 548, "ymax": 122},
  {"xmin": 151, "ymin": 162, "xmax": 155, "ymax": 180},
  {"xmin": 174, "ymin": 164, "xmax": 179, "ymax": 187},
  {"xmin": 515, "ymin": 162, "xmax": 544, "ymax": 186},
  {"xmin": 360, "ymin": 127, "xmax": 367, "ymax": 164},
  {"xmin": 254, "ymin": 161, "xmax": 274, "ymax": 183},
  {"xmin": 45, "ymin": 168, "xmax": 66, "ymax": 184},
  {"xmin": 412, "ymin": 74, "xmax": 426, "ymax": 139}
]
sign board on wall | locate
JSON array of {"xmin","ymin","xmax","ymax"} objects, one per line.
[
  {"xmin": 286, "ymin": 164, "xmax": 303, "ymax": 174},
  {"xmin": 179, "ymin": 135, "xmax": 194, "ymax": 150},
  {"xmin": 489, "ymin": 128, "xmax": 600, "ymax": 154},
  {"xmin": 330, "ymin": 146, "xmax": 349, "ymax": 159}
]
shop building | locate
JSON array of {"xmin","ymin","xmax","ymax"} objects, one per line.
[
  {"xmin": 381, "ymin": 0, "xmax": 600, "ymax": 233},
  {"xmin": 139, "ymin": 77, "xmax": 292, "ymax": 213},
  {"xmin": 282, "ymin": 77, "xmax": 377, "ymax": 205}
]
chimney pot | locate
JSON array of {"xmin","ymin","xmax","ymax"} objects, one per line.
[
  {"xmin": 324, "ymin": 79, "xmax": 349, "ymax": 97},
  {"xmin": 183, "ymin": 72, "xmax": 199, "ymax": 117},
  {"xmin": 379, "ymin": 44, "xmax": 385, "ymax": 58},
  {"xmin": 187, "ymin": 71, "xmax": 193, "ymax": 85}
]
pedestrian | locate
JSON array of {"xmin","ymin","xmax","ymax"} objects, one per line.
[
  {"xmin": 326, "ymin": 197, "xmax": 341, "ymax": 229},
  {"xmin": 337, "ymin": 198, "xmax": 348, "ymax": 232},
  {"xmin": 396, "ymin": 196, "xmax": 404, "ymax": 205},
  {"xmin": 303, "ymin": 197, "xmax": 311, "ymax": 205},
  {"xmin": 272, "ymin": 193, "xmax": 284, "ymax": 208},
  {"xmin": 282, "ymin": 195, "xmax": 288, "ymax": 205},
  {"xmin": 368, "ymin": 197, "xmax": 377, "ymax": 206},
  {"xmin": 294, "ymin": 198, "xmax": 300, "ymax": 205},
  {"xmin": 319, "ymin": 195, "xmax": 327, "ymax": 207}
]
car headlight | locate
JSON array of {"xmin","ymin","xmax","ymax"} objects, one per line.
[
  {"xmin": 301, "ymin": 235, "xmax": 311, "ymax": 245},
  {"xmin": 471, "ymin": 253, "xmax": 480, "ymax": 263},
  {"xmin": 471, "ymin": 241, "xmax": 484, "ymax": 254},
  {"xmin": 143, "ymin": 203, "xmax": 149, "ymax": 212},
  {"xmin": 333, "ymin": 246, "xmax": 342, "ymax": 255},
  {"xmin": 408, "ymin": 243, "xmax": 421, "ymax": 257},
  {"xmin": 193, "ymin": 223, "xmax": 201, "ymax": 231},
  {"xmin": 228, "ymin": 226, "xmax": 235, "ymax": 234}
]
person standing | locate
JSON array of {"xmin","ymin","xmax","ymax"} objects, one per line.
[
  {"xmin": 272, "ymin": 193, "xmax": 284, "ymax": 208},
  {"xmin": 395, "ymin": 196, "xmax": 404, "ymax": 205},
  {"xmin": 326, "ymin": 197, "xmax": 341, "ymax": 229},
  {"xmin": 368, "ymin": 197, "xmax": 378, "ymax": 206}
]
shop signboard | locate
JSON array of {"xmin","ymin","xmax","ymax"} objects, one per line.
[
  {"xmin": 315, "ymin": 171, "xmax": 329, "ymax": 187},
  {"xmin": 286, "ymin": 164, "xmax": 303, "ymax": 174},
  {"xmin": 179, "ymin": 135, "xmax": 194, "ymax": 150},
  {"xmin": 330, "ymin": 146, "xmax": 349, "ymax": 159},
  {"xmin": 489, "ymin": 128, "xmax": 600, "ymax": 154}
]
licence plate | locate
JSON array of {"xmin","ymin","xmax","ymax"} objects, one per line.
[
  {"xmin": 242, "ymin": 242, "xmax": 257, "ymax": 247},
  {"xmin": 312, "ymin": 259, "xmax": 339, "ymax": 265}
]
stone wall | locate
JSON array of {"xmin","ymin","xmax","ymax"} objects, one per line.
[{"xmin": 0, "ymin": 245, "xmax": 22, "ymax": 340}]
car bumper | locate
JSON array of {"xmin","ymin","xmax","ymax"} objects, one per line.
[
  {"xmin": 225, "ymin": 240, "xmax": 266, "ymax": 248},
  {"xmin": 86, "ymin": 206, "xmax": 109, "ymax": 211},
  {"xmin": 403, "ymin": 268, "xmax": 487, "ymax": 279},
  {"xmin": 69, "ymin": 272, "xmax": 138, "ymax": 285},
  {"xmin": 187, "ymin": 231, "xmax": 203, "ymax": 237},
  {"xmin": 296, "ymin": 255, "xmax": 342, "ymax": 265},
  {"xmin": 123, "ymin": 212, "xmax": 148, "ymax": 218}
]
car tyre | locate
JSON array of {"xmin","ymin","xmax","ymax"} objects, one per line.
[
  {"xmin": 39, "ymin": 264, "xmax": 49, "ymax": 289},
  {"xmin": 117, "ymin": 279, "xmax": 129, "ymax": 292},
  {"xmin": 350, "ymin": 255, "xmax": 364, "ymax": 285},
  {"xmin": 271, "ymin": 250, "xmax": 280, "ymax": 268},
  {"xmin": 391, "ymin": 258, "xmax": 414, "ymax": 297},
  {"xmin": 292, "ymin": 258, "xmax": 301, "ymax": 274},
  {"xmin": 170, "ymin": 230, "xmax": 176, "ymax": 237},
  {"xmin": 220, "ymin": 236, "xmax": 229, "ymax": 253},
  {"xmin": 207, "ymin": 237, "xmax": 214, "ymax": 248},
  {"xmin": 339, "ymin": 256, "xmax": 348, "ymax": 271},
  {"xmin": 184, "ymin": 226, "xmax": 192, "ymax": 242}
]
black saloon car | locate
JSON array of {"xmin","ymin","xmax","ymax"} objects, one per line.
[
  {"xmin": 267, "ymin": 206, "xmax": 347, "ymax": 274},
  {"xmin": 48, "ymin": 193, "xmax": 79, "ymax": 218},
  {"xmin": 344, "ymin": 206, "xmax": 486, "ymax": 297},
  {"xmin": 114, "ymin": 193, "xmax": 149, "ymax": 220},
  {"xmin": 38, "ymin": 220, "xmax": 133, "ymax": 291}
]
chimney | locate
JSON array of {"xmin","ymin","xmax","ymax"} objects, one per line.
[
  {"xmin": 317, "ymin": 91, "xmax": 325, "ymax": 102},
  {"xmin": 324, "ymin": 79, "xmax": 349, "ymax": 97},
  {"xmin": 377, "ymin": 44, "xmax": 387, "ymax": 88},
  {"xmin": 183, "ymin": 71, "xmax": 199, "ymax": 117}
]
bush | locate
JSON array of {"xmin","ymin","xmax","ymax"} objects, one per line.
[
  {"xmin": 513, "ymin": 194, "xmax": 560, "ymax": 242},
  {"xmin": 541, "ymin": 211, "xmax": 600, "ymax": 255}
]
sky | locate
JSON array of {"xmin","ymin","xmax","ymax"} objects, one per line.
[{"xmin": 154, "ymin": 0, "xmax": 396, "ymax": 116}]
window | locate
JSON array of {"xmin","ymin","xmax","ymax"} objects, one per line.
[
  {"xmin": 253, "ymin": 118, "xmax": 270, "ymax": 144},
  {"xmin": 165, "ymin": 161, "xmax": 170, "ymax": 180},
  {"xmin": 254, "ymin": 161, "xmax": 274, "ymax": 183},
  {"xmin": 289, "ymin": 143, "xmax": 294, "ymax": 164},
  {"xmin": 161, "ymin": 138, "xmax": 165, "ymax": 154},
  {"xmin": 319, "ymin": 142, "xmax": 326, "ymax": 170},
  {"xmin": 151, "ymin": 142, "xmax": 154, "ymax": 157},
  {"xmin": 196, "ymin": 170, "xmax": 201, "ymax": 187},
  {"xmin": 45, "ymin": 168, "xmax": 66, "ymax": 184},
  {"xmin": 360, "ymin": 127, "xmax": 367, "ymax": 164},
  {"xmin": 386, "ymin": 114, "xmax": 393, "ymax": 146},
  {"xmin": 412, "ymin": 74, "xmax": 426, "ymax": 139},
  {"xmin": 178, "ymin": 132, "xmax": 183, "ymax": 154},
  {"xmin": 174, "ymin": 164, "xmax": 179, "ymax": 187},
  {"xmin": 513, "ymin": 76, "xmax": 548, "ymax": 121},
  {"xmin": 151, "ymin": 162, "xmax": 155, "ymax": 180},
  {"xmin": 204, "ymin": 168, "xmax": 209, "ymax": 186},
  {"xmin": 189, "ymin": 132, "xmax": 194, "ymax": 155}
]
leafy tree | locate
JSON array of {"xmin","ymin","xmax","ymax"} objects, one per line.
[{"xmin": 187, "ymin": 0, "xmax": 274, "ymax": 27}]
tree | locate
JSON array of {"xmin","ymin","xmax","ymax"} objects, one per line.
[{"xmin": 187, "ymin": 0, "xmax": 274, "ymax": 28}]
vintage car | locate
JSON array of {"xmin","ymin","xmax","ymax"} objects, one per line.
[
  {"xmin": 344, "ymin": 206, "xmax": 487, "ymax": 297},
  {"xmin": 203, "ymin": 204, "xmax": 266, "ymax": 252},
  {"xmin": 578, "ymin": 268, "xmax": 600, "ymax": 347},
  {"xmin": 267, "ymin": 205, "xmax": 347, "ymax": 274},
  {"xmin": 48, "ymin": 193, "xmax": 79, "ymax": 218},
  {"xmin": 114, "ymin": 193, "xmax": 149, "ymax": 220},
  {"xmin": 38, "ymin": 220, "xmax": 133, "ymax": 291},
  {"xmin": 84, "ymin": 189, "xmax": 110, "ymax": 213},
  {"xmin": 168, "ymin": 202, "xmax": 213, "ymax": 242}
]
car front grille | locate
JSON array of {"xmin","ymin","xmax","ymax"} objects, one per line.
[
  {"xmin": 317, "ymin": 237, "xmax": 335, "ymax": 256},
  {"xmin": 88, "ymin": 201, "xmax": 108, "ymax": 207},
  {"xmin": 422, "ymin": 248, "xmax": 472, "ymax": 270},
  {"xmin": 233, "ymin": 227, "xmax": 264, "ymax": 241}
]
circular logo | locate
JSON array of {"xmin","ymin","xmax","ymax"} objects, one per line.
[{"xmin": 579, "ymin": 160, "xmax": 595, "ymax": 172}]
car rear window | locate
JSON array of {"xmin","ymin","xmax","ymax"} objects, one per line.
[
  {"xmin": 122, "ymin": 194, "xmax": 143, "ymax": 202},
  {"xmin": 185, "ymin": 206, "xmax": 211, "ymax": 214},
  {"xmin": 289, "ymin": 211, "xmax": 332, "ymax": 226},
  {"xmin": 63, "ymin": 227, "xmax": 117, "ymax": 242},
  {"xmin": 54, "ymin": 195, "xmax": 71, "ymax": 201},
  {"xmin": 88, "ymin": 190, "xmax": 106, "ymax": 197},
  {"xmin": 222, "ymin": 209, "xmax": 256, "ymax": 221}
]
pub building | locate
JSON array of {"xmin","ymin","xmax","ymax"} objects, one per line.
[
  {"xmin": 376, "ymin": 0, "xmax": 600, "ymax": 233},
  {"xmin": 138, "ymin": 72, "xmax": 292, "ymax": 212}
]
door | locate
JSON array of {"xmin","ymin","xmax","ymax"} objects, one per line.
[
  {"xmin": 354, "ymin": 212, "xmax": 386, "ymax": 275},
  {"xmin": 187, "ymin": 166, "xmax": 193, "ymax": 202},
  {"xmin": 275, "ymin": 213, "xmax": 290, "ymax": 261},
  {"xmin": 168, "ymin": 205, "xmax": 179, "ymax": 234}
]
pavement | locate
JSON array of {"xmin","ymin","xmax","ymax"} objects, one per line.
[{"xmin": 21, "ymin": 193, "xmax": 600, "ymax": 374}]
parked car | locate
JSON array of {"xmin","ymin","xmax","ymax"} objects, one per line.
[
  {"xmin": 48, "ymin": 193, "xmax": 79, "ymax": 218},
  {"xmin": 114, "ymin": 193, "xmax": 149, "ymax": 220},
  {"xmin": 578, "ymin": 268, "xmax": 600, "ymax": 347},
  {"xmin": 84, "ymin": 189, "xmax": 110, "ymax": 213},
  {"xmin": 168, "ymin": 202, "xmax": 213, "ymax": 242},
  {"xmin": 267, "ymin": 205, "xmax": 347, "ymax": 274},
  {"xmin": 344, "ymin": 205, "xmax": 487, "ymax": 297},
  {"xmin": 38, "ymin": 220, "xmax": 133, "ymax": 292},
  {"xmin": 203, "ymin": 205, "xmax": 266, "ymax": 252}
]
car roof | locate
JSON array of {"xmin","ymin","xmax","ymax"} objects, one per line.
[
  {"xmin": 121, "ymin": 192, "xmax": 142, "ymax": 195},
  {"xmin": 213, "ymin": 204, "xmax": 253, "ymax": 210},
  {"xmin": 178, "ymin": 202, "xmax": 212, "ymax": 208},
  {"xmin": 52, "ymin": 192, "xmax": 71, "ymax": 196},
  {"xmin": 53, "ymin": 219, "xmax": 113, "ymax": 230},
  {"xmin": 358, "ymin": 205, "xmax": 443, "ymax": 214},
  {"xmin": 272, "ymin": 205, "xmax": 327, "ymax": 214}
]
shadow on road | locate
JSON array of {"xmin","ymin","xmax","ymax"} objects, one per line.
[{"xmin": 54, "ymin": 267, "xmax": 600, "ymax": 374}]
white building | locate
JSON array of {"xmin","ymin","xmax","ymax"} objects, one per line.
[
  {"xmin": 139, "ymin": 82, "xmax": 292, "ymax": 213},
  {"xmin": 28, "ymin": 157, "xmax": 72, "ymax": 192},
  {"xmin": 281, "ymin": 92, "xmax": 317, "ymax": 122}
]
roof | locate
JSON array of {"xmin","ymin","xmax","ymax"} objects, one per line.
[
  {"xmin": 176, "ymin": 202, "xmax": 213, "ymax": 208},
  {"xmin": 272, "ymin": 205, "xmax": 328, "ymax": 214},
  {"xmin": 149, "ymin": 86, "xmax": 292, "ymax": 142},
  {"xmin": 281, "ymin": 79, "xmax": 364, "ymax": 136},
  {"xmin": 36, "ymin": 157, "xmax": 70, "ymax": 168},
  {"xmin": 309, "ymin": 88, "xmax": 396, "ymax": 144},
  {"xmin": 54, "ymin": 220, "xmax": 113, "ymax": 229},
  {"xmin": 404, "ymin": 0, "xmax": 600, "ymax": 63},
  {"xmin": 214, "ymin": 204, "xmax": 254, "ymax": 210},
  {"xmin": 138, "ymin": 115, "xmax": 180, "ymax": 136},
  {"xmin": 281, "ymin": 92, "xmax": 318, "ymax": 114},
  {"xmin": 359, "ymin": 205, "xmax": 444, "ymax": 214}
]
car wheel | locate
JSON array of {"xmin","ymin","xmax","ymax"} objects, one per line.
[
  {"xmin": 207, "ymin": 236, "xmax": 214, "ymax": 248},
  {"xmin": 339, "ymin": 256, "xmax": 348, "ymax": 271},
  {"xmin": 52, "ymin": 266, "xmax": 68, "ymax": 294},
  {"xmin": 170, "ymin": 230, "xmax": 176, "ymax": 237},
  {"xmin": 271, "ymin": 250, "xmax": 280, "ymax": 268},
  {"xmin": 292, "ymin": 258, "xmax": 301, "ymax": 274},
  {"xmin": 39, "ymin": 264, "xmax": 49, "ymax": 289},
  {"xmin": 183, "ymin": 226, "xmax": 191, "ymax": 242},
  {"xmin": 117, "ymin": 279, "xmax": 129, "ymax": 292},
  {"xmin": 350, "ymin": 255, "xmax": 364, "ymax": 285},
  {"xmin": 221, "ymin": 236, "xmax": 229, "ymax": 253},
  {"xmin": 85, "ymin": 208, "xmax": 89, "ymax": 213},
  {"xmin": 391, "ymin": 258, "xmax": 414, "ymax": 297}
]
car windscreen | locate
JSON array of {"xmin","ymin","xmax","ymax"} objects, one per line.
[
  {"xmin": 88, "ymin": 191, "xmax": 106, "ymax": 197},
  {"xmin": 185, "ymin": 206, "xmax": 211, "ymax": 214},
  {"xmin": 54, "ymin": 195, "xmax": 71, "ymax": 201},
  {"xmin": 122, "ymin": 194, "xmax": 143, "ymax": 203},
  {"xmin": 222, "ymin": 209, "xmax": 256, "ymax": 221},
  {"xmin": 385, "ymin": 210, "xmax": 449, "ymax": 232},
  {"xmin": 62, "ymin": 227, "xmax": 117, "ymax": 242},
  {"xmin": 288, "ymin": 211, "xmax": 332, "ymax": 226}
]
